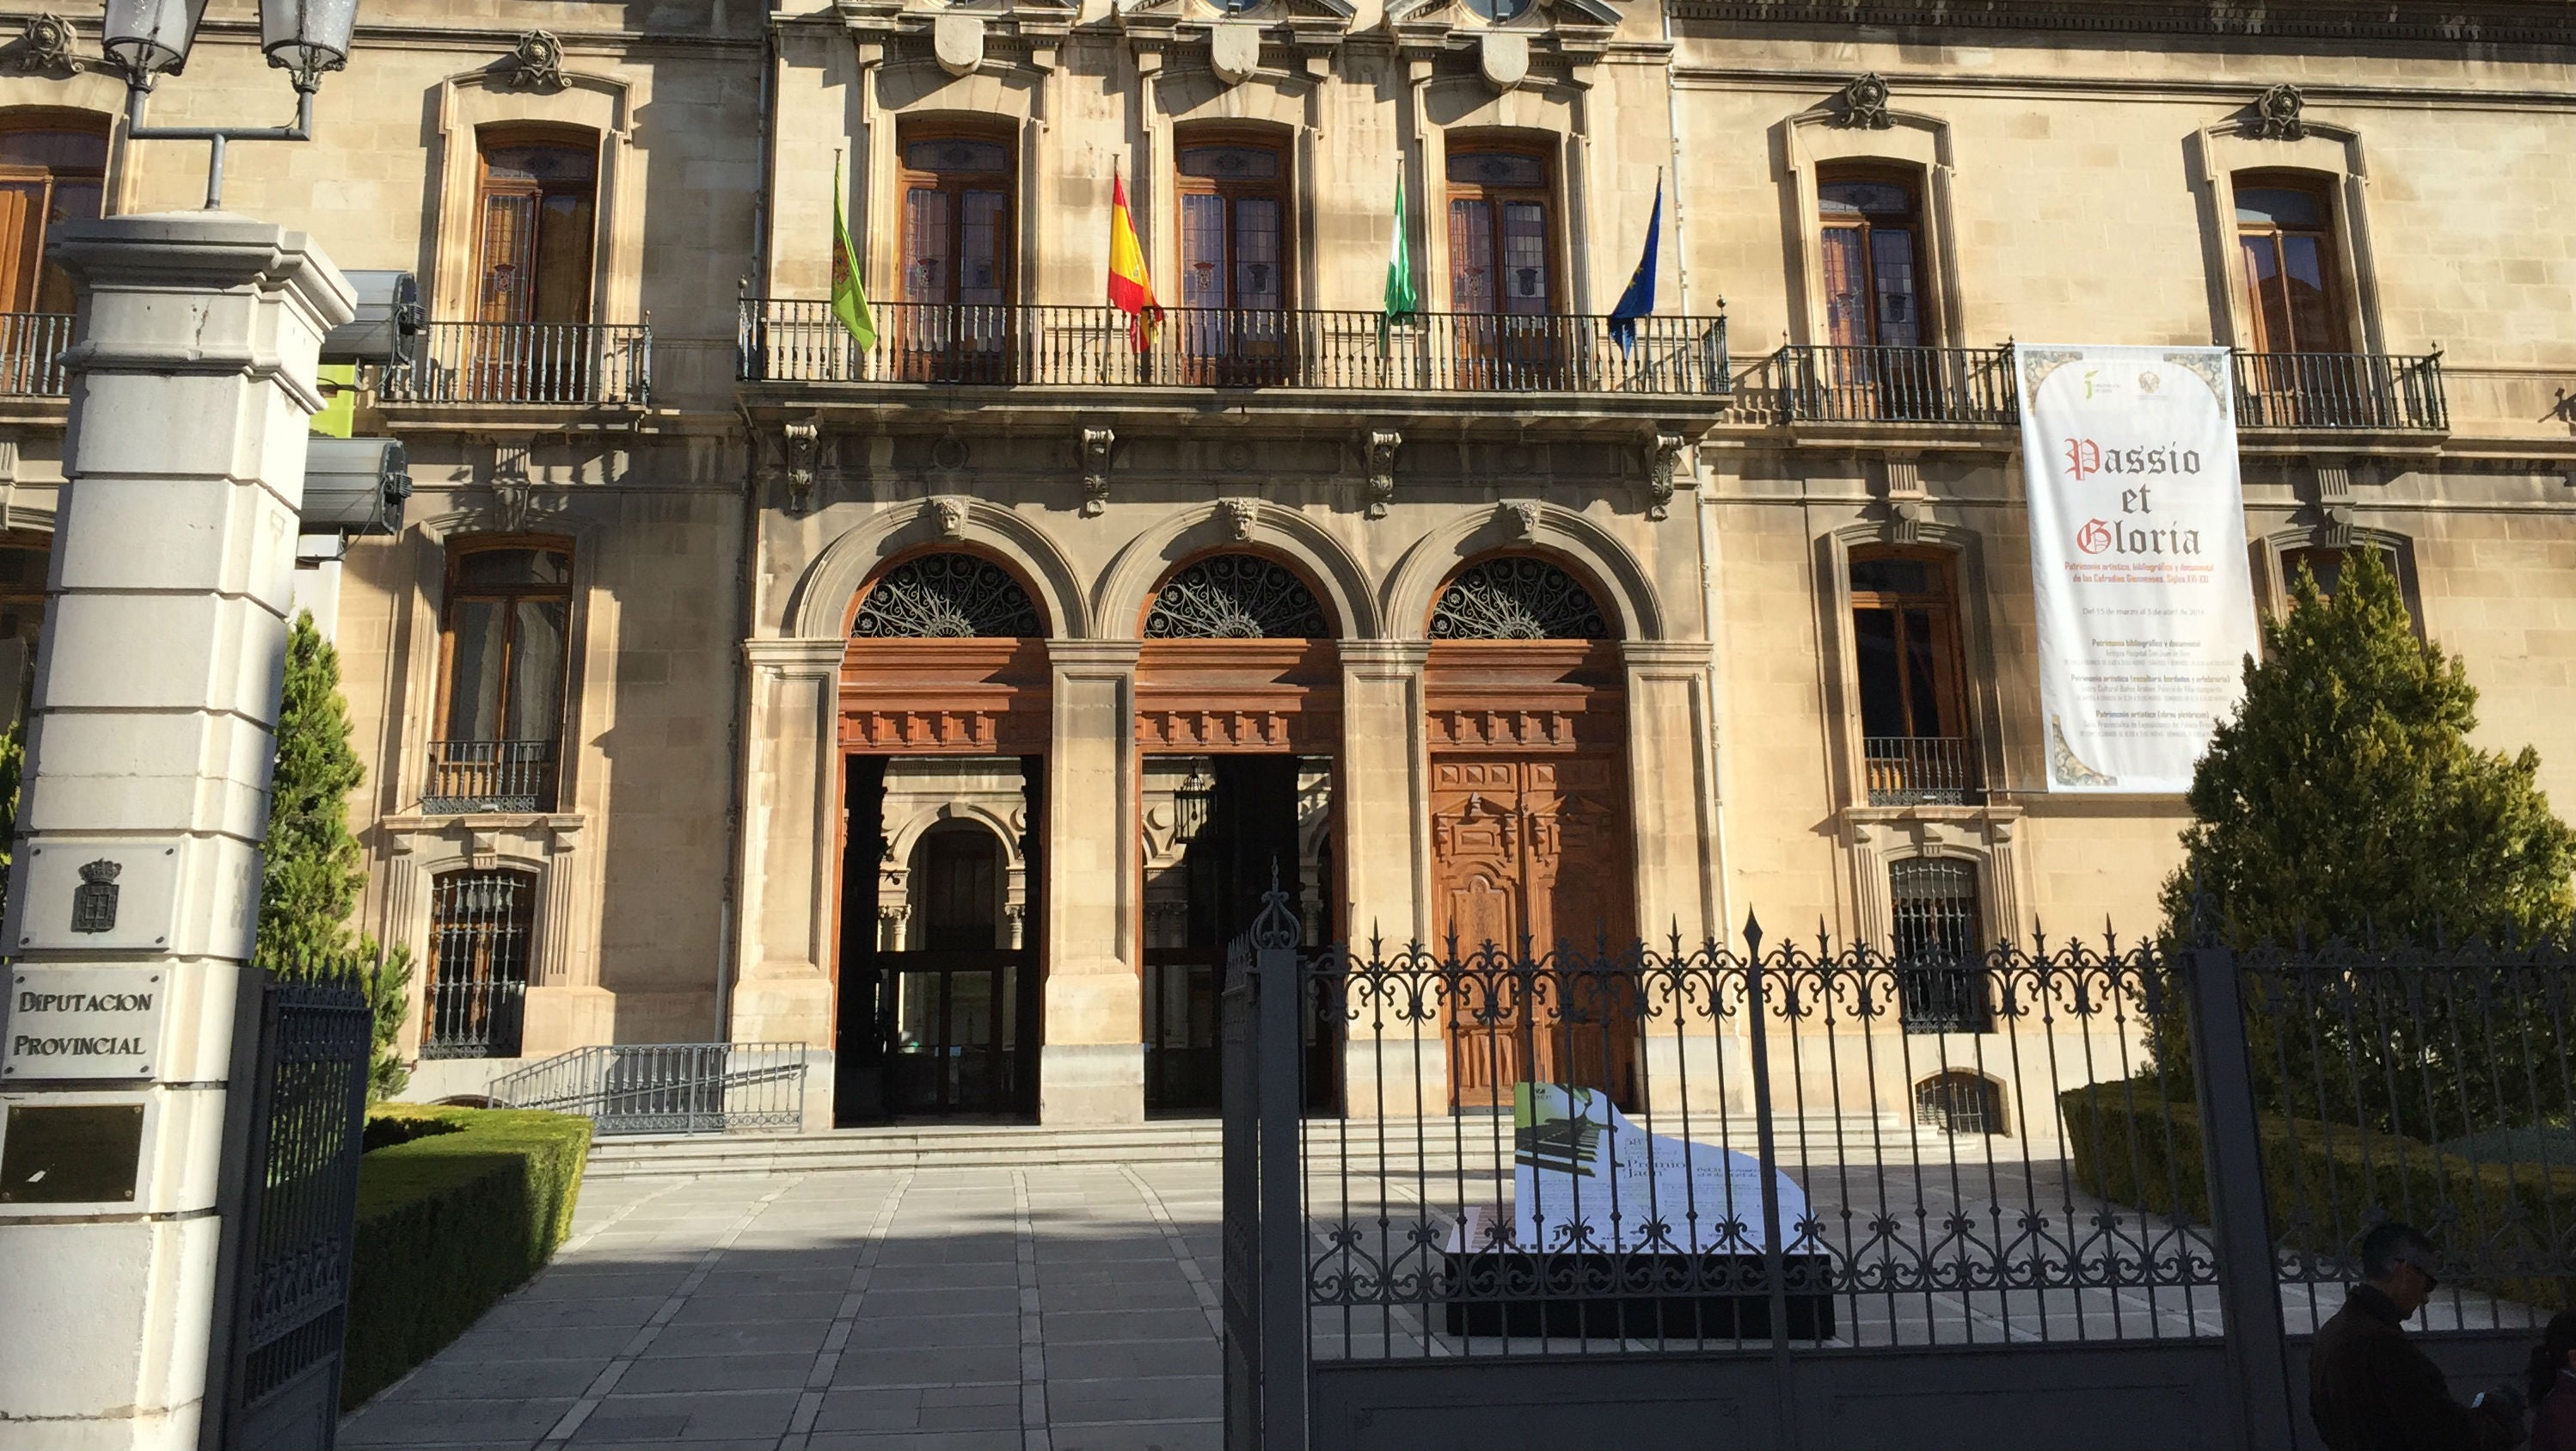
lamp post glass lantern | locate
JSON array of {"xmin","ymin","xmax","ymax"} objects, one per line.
[{"xmin": 103, "ymin": 0, "xmax": 364, "ymax": 207}]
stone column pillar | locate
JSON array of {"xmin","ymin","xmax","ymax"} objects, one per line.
[
  {"xmin": 0, "ymin": 214, "xmax": 353, "ymax": 1449},
  {"xmin": 1040, "ymin": 639, "xmax": 1142, "ymax": 1125},
  {"xmin": 1337, "ymin": 641, "xmax": 1443, "ymax": 1118},
  {"xmin": 729, "ymin": 637, "xmax": 845, "ymax": 1047},
  {"xmin": 1623, "ymin": 640, "xmax": 1729, "ymax": 1115}
]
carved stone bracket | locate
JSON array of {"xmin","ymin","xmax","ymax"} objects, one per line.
[
  {"xmin": 929, "ymin": 495, "xmax": 969, "ymax": 540},
  {"xmin": 782, "ymin": 421, "xmax": 820, "ymax": 513},
  {"xmin": 2254, "ymin": 83, "xmax": 2306, "ymax": 141},
  {"xmin": 501, "ymin": 30, "xmax": 567, "ymax": 91},
  {"xmin": 1081, "ymin": 426, "xmax": 1115, "ymax": 517},
  {"xmin": 1642, "ymin": 432, "xmax": 1684, "ymax": 520},
  {"xmin": 9, "ymin": 14, "xmax": 77, "ymax": 75},
  {"xmin": 1217, "ymin": 496, "xmax": 1260, "ymax": 540},
  {"xmin": 2317, "ymin": 502, "xmax": 2356, "ymax": 549},
  {"xmin": 1837, "ymin": 72, "xmax": 1892, "ymax": 130},
  {"xmin": 1365, "ymin": 429, "xmax": 1401, "ymax": 519},
  {"xmin": 1877, "ymin": 453, "xmax": 1926, "ymax": 543}
]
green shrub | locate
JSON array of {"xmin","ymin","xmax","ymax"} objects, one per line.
[
  {"xmin": 344, "ymin": 1104, "xmax": 593, "ymax": 1408},
  {"xmin": 2061, "ymin": 1079, "xmax": 2576, "ymax": 1312}
]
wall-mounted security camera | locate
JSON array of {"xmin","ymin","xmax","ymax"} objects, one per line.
[
  {"xmin": 300, "ymin": 437, "xmax": 410, "ymax": 536},
  {"xmin": 320, "ymin": 270, "xmax": 423, "ymax": 367}
]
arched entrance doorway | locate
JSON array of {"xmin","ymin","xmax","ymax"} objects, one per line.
[
  {"xmin": 836, "ymin": 551, "xmax": 1049, "ymax": 1122},
  {"xmin": 1423, "ymin": 555, "xmax": 1635, "ymax": 1108},
  {"xmin": 1134, "ymin": 552, "xmax": 1341, "ymax": 1115}
]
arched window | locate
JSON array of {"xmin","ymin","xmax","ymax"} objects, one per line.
[
  {"xmin": 423, "ymin": 868, "xmax": 535, "ymax": 1058},
  {"xmin": 1818, "ymin": 166, "xmax": 1929, "ymax": 351},
  {"xmin": 853, "ymin": 553, "xmax": 1042, "ymax": 638},
  {"xmin": 1447, "ymin": 146, "xmax": 1556, "ymax": 317},
  {"xmin": 911, "ymin": 823, "xmax": 1003, "ymax": 951},
  {"xmin": 1145, "ymin": 555, "xmax": 1331, "ymax": 639},
  {"xmin": 1914, "ymin": 1070, "xmax": 2005, "ymax": 1135},
  {"xmin": 0, "ymin": 114, "xmax": 106, "ymax": 316},
  {"xmin": 1889, "ymin": 857, "xmax": 1990, "ymax": 1034},
  {"xmin": 1428, "ymin": 556, "xmax": 1607, "ymax": 640},
  {"xmin": 1849, "ymin": 546, "xmax": 1974, "ymax": 805},
  {"xmin": 475, "ymin": 128, "xmax": 597, "ymax": 326},
  {"xmin": 431, "ymin": 543, "xmax": 573, "ymax": 814},
  {"xmin": 2234, "ymin": 173, "xmax": 2346, "ymax": 355},
  {"xmin": 0, "ymin": 536, "xmax": 46, "ymax": 735}
]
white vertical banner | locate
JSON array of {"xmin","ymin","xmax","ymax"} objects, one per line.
[{"xmin": 2017, "ymin": 344, "xmax": 2261, "ymax": 794}]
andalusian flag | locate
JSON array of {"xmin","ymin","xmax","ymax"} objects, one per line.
[
  {"xmin": 831, "ymin": 165, "xmax": 876, "ymax": 352},
  {"xmin": 1381, "ymin": 168, "xmax": 1419, "ymax": 351},
  {"xmin": 1107, "ymin": 167, "xmax": 1161, "ymax": 350}
]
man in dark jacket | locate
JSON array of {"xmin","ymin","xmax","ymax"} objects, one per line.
[{"xmin": 2309, "ymin": 1222, "xmax": 2522, "ymax": 1451}]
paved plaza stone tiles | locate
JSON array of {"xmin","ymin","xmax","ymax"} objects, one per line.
[{"xmin": 340, "ymin": 1165, "xmax": 1224, "ymax": 1451}]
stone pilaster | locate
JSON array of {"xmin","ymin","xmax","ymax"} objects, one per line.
[
  {"xmin": 729, "ymin": 636, "xmax": 846, "ymax": 1047},
  {"xmin": 1040, "ymin": 638, "xmax": 1144, "ymax": 1125}
]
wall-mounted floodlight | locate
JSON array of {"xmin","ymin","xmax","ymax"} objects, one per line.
[
  {"xmin": 99, "ymin": 0, "xmax": 365, "ymax": 208},
  {"xmin": 300, "ymin": 436, "xmax": 408, "ymax": 536}
]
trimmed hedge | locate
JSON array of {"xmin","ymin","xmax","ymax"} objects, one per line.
[
  {"xmin": 2060, "ymin": 1080, "xmax": 2576, "ymax": 1312},
  {"xmin": 344, "ymin": 1104, "xmax": 594, "ymax": 1408}
]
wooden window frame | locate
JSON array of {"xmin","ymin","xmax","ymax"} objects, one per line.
[
  {"xmin": 1816, "ymin": 163, "xmax": 1937, "ymax": 350},
  {"xmin": 0, "ymin": 110, "xmax": 108, "ymax": 316},
  {"xmin": 1444, "ymin": 138, "xmax": 1564, "ymax": 319},
  {"xmin": 894, "ymin": 119, "xmax": 1017, "ymax": 310},
  {"xmin": 472, "ymin": 123, "xmax": 600, "ymax": 328},
  {"xmin": 1847, "ymin": 544, "xmax": 1970, "ymax": 743},
  {"xmin": 434, "ymin": 538, "xmax": 576, "ymax": 752},
  {"xmin": 2232, "ymin": 169, "xmax": 2349, "ymax": 356},
  {"xmin": 1173, "ymin": 124, "xmax": 1294, "ymax": 315}
]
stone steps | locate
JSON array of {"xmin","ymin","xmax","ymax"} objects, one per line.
[{"xmin": 581, "ymin": 1114, "xmax": 1972, "ymax": 1179}]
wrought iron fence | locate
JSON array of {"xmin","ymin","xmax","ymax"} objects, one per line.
[
  {"xmin": 210, "ymin": 953, "xmax": 374, "ymax": 1448},
  {"xmin": 0, "ymin": 310, "xmax": 72, "ymax": 396},
  {"xmin": 421, "ymin": 738, "xmax": 558, "ymax": 815},
  {"xmin": 490, "ymin": 1042, "xmax": 809, "ymax": 1134},
  {"xmin": 382, "ymin": 321, "xmax": 652, "ymax": 407},
  {"xmin": 1759, "ymin": 344, "xmax": 2021, "ymax": 426},
  {"xmin": 1862, "ymin": 735, "xmax": 1978, "ymax": 806},
  {"xmin": 738, "ymin": 299, "xmax": 1730, "ymax": 397},
  {"xmin": 421, "ymin": 869, "xmax": 533, "ymax": 1059},
  {"xmin": 2234, "ymin": 349, "xmax": 2447, "ymax": 431}
]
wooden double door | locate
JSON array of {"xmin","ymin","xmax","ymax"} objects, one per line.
[{"xmin": 1430, "ymin": 752, "xmax": 1635, "ymax": 1108}]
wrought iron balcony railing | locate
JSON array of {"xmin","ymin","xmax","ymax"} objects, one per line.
[
  {"xmin": 0, "ymin": 311, "xmax": 72, "ymax": 397},
  {"xmin": 1863, "ymin": 735, "xmax": 1981, "ymax": 807},
  {"xmin": 1763, "ymin": 344, "xmax": 2021, "ymax": 427},
  {"xmin": 421, "ymin": 739, "xmax": 559, "ymax": 814},
  {"xmin": 2235, "ymin": 349, "xmax": 2446, "ymax": 431},
  {"xmin": 737, "ymin": 299, "xmax": 1731, "ymax": 397},
  {"xmin": 1757, "ymin": 344, "xmax": 2449, "ymax": 433},
  {"xmin": 382, "ymin": 321, "xmax": 652, "ymax": 407}
]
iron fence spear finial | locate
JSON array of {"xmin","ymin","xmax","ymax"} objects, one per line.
[{"xmin": 1741, "ymin": 908, "xmax": 1763, "ymax": 957}]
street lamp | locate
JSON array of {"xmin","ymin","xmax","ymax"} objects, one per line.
[{"xmin": 101, "ymin": 0, "xmax": 361, "ymax": 208}]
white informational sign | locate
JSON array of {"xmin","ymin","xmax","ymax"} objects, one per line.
[
  {"xmin": 3, "ymin": 964, "xmax": 168, "ymax": 1080},
  {"xmin": 1448, "ymin": 1083, "xmax": 1807, "ymax": 1256},
  {"xmin": 2016, "ymin": 344, "xmax": 2262, "ymax": 794}
]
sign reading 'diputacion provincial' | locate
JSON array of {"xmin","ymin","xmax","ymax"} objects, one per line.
[
  {"xmin": 3, "ymin": 966, "xmax": 167, "ymax": 1080},
  {"xmin": 2016, "ymin": 344, "xmax": 2260, "ymax": 795}
]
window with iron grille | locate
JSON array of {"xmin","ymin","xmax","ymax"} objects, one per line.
[
  {"xmin": 1913, "ymin": 1069, "xmax": 2006, "ymax": 1135},
  {"xmin": 423, "ymin": 869, "xmax": 535, "ymax": 1059},
  {"xmin": 1889, "ymin": 857, "xmax": 1990, "ymax": 1033}
]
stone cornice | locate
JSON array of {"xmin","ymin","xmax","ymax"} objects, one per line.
[{"xmin": 1671, "ymin": 0, "xmax": 2574, "ymax": 49}]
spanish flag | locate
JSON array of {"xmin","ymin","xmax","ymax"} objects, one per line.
[{"xmin": 1107, "ymin": 167, "xmax": 1161, "ymax": 350}]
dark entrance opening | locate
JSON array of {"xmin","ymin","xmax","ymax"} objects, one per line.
[
  {"xmin": 1144, "ymin": 754, "xmax": 1339, "ymax": 1116},
  {"xmin": 834, "ymin": 753, "xmax": 1045, "ymax": 1124}
]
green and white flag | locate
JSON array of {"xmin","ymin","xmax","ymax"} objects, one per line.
[
  {"xmin": 1381, "ymin": 168, "xmax": 1419, "ymax": 349},
  {"xmin": 831, "ymin": 164, "xmax": 877, "ymax": 352}
]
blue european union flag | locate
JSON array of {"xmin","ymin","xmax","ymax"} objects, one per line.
[{"xmin": 1608, "ymin": 175, "xmax": 1662, "ymax": 355}]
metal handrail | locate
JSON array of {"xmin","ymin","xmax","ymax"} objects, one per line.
[
  {"xmin": 383, "ymin": 320, "xmax": 653, "ymax": 407},
  {"xmin": 490, "ymin": 1042, "xmax": 809, "ymax": 1135},
  {"xmin": 0, "ymin": 311, "xmax": 73, "ymax": 397},
  {"xmin": 1764, "ymin": 344, "xmax": 2021, "ymax": 426},
  {"xmin": 738, "ymin": 299, "xmax": 1730, "ymax": 397},
  {"xmin": 2233, "ymin": 348, "xmax": 2446, "ymax": 431},
  {"xmin": 1862, "ymin": 735, "xmax": 1980, "ymax": 806},
  {"xmin": 421, "ymin": 739, "xmax": 558, "ymax": 815}
]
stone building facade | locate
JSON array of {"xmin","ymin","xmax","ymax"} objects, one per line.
[{"xmin": 0, "ymin": 0, "xmax": 2569, "ymax": 1126}]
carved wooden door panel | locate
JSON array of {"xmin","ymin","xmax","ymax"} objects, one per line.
[{"xmin": 1431, "ymin": 754, "xmax": 1634, "ymax": 1108}]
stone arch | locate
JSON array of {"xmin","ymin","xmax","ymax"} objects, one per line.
[
  {"xmin": 884, "ymin": 800, "xmax": 1026, "ymax": 873},
  {"xmin": 1382, "ymin": 503, "xmax": 1663, "ymax": 641},
  {"xmin": 1094, "ymin": 501, "xmax": 1379, "ymax": 641},
  {"xmin": 788, "ymin": 497, "xmax": 1091, "ymax": 640}
]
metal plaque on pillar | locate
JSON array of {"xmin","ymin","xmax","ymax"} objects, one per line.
[{"xmin": 11, "ymin": 838, "xmax": 182, "ymax": 952}]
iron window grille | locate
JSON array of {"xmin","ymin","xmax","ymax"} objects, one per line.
[
  {"xmin": 1913, "ymin": 1069, "xmax": 2007, "ymax": 1135},
  {"xmin": 422, "ymin": 869, "xmax": 534, "ymax": 1059},
  {"xmin": 1889, "ymin": 856, "xmax": 1991, "ymax": 1033}
]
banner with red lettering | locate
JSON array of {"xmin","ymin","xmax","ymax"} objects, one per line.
[{"xmin": 2016, "ymin": 344, "xmax": 2260, "ymax": 794}]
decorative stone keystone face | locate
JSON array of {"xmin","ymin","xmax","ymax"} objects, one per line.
[
  {"xmin": 1217, "ymin": 497, "xmax": 1260, "ymax": 540},
  {"xmin": 931, "ymin": 495, "xmax": 969, "ymax": 539}
]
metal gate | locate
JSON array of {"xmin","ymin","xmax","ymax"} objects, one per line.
[
  {"xmin": 207, "ymin": 962, "xmax": 375, "ymax": 1450},
  {"xmin": 1223, "ymin": 900, "xmax": 2557, "ymax": 1451}
]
